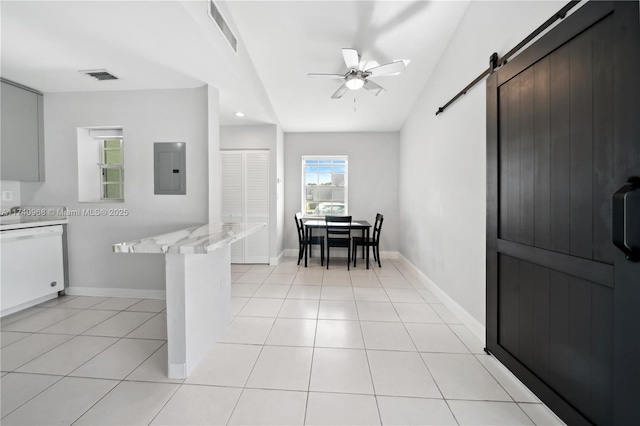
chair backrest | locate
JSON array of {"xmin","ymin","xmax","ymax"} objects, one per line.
[
  {"xmin": 295, "ymin": 212, "xmax": 305, "ymax": 243},
  {"xmin": 373, "ymin": 213, "xmax": 384, "ymax": 242},
  {"xmin": 325, "ymin": 215, "xmax": 352, "ymax": 239}
]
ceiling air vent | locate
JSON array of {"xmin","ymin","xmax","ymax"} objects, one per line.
[
  {"xmin": 208, "ymin": 0, "xmax": 238, "ymax": 54},
  {"xmin": 81, "ymin": 69, "xmax": 119, "ymax": 81}
]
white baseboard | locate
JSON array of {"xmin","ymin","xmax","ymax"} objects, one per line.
[
  {"xmin": 66, "ymin": 286, "xmax": 166, "ymax": 300},
  {"xmin": 397, "ymin": 254, "xmax": 485, "ymax": 344},
  {"xmin": 270, "ymin": 252, "xmax": 284, "ymax": 266}
]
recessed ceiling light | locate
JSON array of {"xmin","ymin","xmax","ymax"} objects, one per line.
[{"xmin": 234, "ymin": 112, "xmax": 245, "ymax": 118}]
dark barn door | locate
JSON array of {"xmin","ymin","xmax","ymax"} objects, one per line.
[{"xmin": 486, "ymin": 2, "xmax": 640, "ymax": 425}]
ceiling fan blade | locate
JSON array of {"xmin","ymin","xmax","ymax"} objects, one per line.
[
  {"xmin": 365, "ymin": 61, "xmax": 405, "ymax": 77},
  {"xmin": 307, "ymin": 73, "xmax": 344, "ymax": 79},
  {"xmin": 342, "ymin": 48, "xmax": 360, "ymax": 70},
  {"xmin": 363, "ymin": 80, "xmax": 386, "ymax": 96},
  {"xmin": 331, "ymin": 83, "xmax": 349, "ymax": 99}
]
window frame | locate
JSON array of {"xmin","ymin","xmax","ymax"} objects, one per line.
[{"xmin": 301, "ymin": 155, "xmax": 348, "ymax": 217}]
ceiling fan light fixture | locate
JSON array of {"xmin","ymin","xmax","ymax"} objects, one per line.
[{"xmin": 345, "ymin": 76, "xmax": 364, "ymax": 90}]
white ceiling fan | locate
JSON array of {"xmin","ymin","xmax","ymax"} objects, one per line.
[{"xmin": 308, "ymin": 48, "xmax": 406, "ymax": 99}]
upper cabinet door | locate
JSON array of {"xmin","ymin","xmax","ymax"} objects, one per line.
[{"xmin": 1, "ymin": 80, "xmax": 44, "ymax": 181}]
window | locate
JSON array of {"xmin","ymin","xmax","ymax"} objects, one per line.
[
  {"xmin": 100, "ymin": 138, "xmax": 124, "ymax": 200},
  {"xmin": 302, "ymin": 156, "xmax": 348, "ymax": 216},
  {"xmin": 77, "ymin": 127, "xmax": 124, "ymax": 202}
]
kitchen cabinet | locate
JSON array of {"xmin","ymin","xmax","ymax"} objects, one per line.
[{"xmin": 0, "ymin": 79, "xmax": 45, "ymax": 181}]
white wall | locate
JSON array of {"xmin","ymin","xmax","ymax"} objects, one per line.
[
  {"xmin": 284, "ymin": 132, "xmax": 399, "ymax": 255},
  {"xmin": 21, "ymin": 87, "xmax": 209, "ymax": 296},
  {"xmin": 399, "ymin": 1, "xmax": 567, "ymax": 328},
  {"xmin": 220, "ymin": 125, "xmax": 281, "ymax": 262}
]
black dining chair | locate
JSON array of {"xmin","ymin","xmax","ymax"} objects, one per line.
[
  {"xmin": 353, "ymin": 213, "xmax": 383, "ymax": 268},
  {"xmin": 295, "ymin": 212, "xmax": 324, "ymax": 266},
  {"xmin": 325, "ymin": 215, "xmax": 352, "ymax": 270}
]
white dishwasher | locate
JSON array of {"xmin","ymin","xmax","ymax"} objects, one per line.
[{"xmin": 1, "ymin": 225, "xmax": 65, "ymax": 316}]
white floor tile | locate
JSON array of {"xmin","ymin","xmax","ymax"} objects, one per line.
[
  {"xmin": 477, "ymin": 354, "xmax": 540, "ymax": 403},
  {"xmin": 235, "ymin": 272, "xmax": 269, "ymax": 284},
  {"xmin": 263, "ymin": 273, "xmax": 295, "ymax": 285},
  {"xmin": 82, "ymin": 311, "xmax": 156, "ymax": 337},
  {"xmin": 16, "ymin": 335, "xmax": 118, "ymax": 375},
  {"xmin": 448, "ymin": 400, "xmax": 534, "ymax": 425},
  {"xmin": 1, "ymin": 308, "xmax": 81, "ymax": 332},
  {"xmin": 278, "ymin": 299, "xmax": 319, "ymax": 319},
  {"xmin": 0, "ymin": 331, "xmax": 31, "ymax": 348},
  {"xmin": 377, "ymin": 396, "xmax": 457, "ymax": 425},
  {"xmin": 306, "ymin": 392, "xmax": 380, "ymax": 425},
  {"xmin": 249, "ymin": 265, "xmax": 276, "ymax": 274},
  {"xmin": 0, "ymin": 372, "xmax": 61, "ymax": 416},
  {"xmin": 320, "ymin": 286, "xmax": 355, "ymax": 301},
  {"xmin": 39, "ymin": 309, "xmax": 118, "ymax": 335},
  {"xmin": 394, "ymin": 303, "xmax": 444, "ymax": 323},
  {"xmin": 368, "ymin": 350, "xmax": 441, "ymax": 398},
  {"xmin": 231, "ymin": 264, "xmax": 251, "ymax": 273},
  {"xmin": 231, "ymin": 283, "xmax": 261, "ymax": 297},
  {"xmin": 185, "ymin": 343, "xmax": 261, "ymax": 387},
  {"xmin": 318, "ymin": 300, "xmax": 358, "ymax": 320},
  {"xmin": 386, "ymin": 288, "xmax": 426, "ymax": 303},
  {"xmin": 127, "ymin": 313, "xmax": 167, "ymax": 339},
  {"xmin": 315, "ymin": 319, "xmax": 364, "ymax": 349},
  {"xmin": 309, "ymin": 348, "xmax": 374, "ymax": 394},
  {"xmin": 246, "ymin": 345, "xmax": 313, "ymax": 391},
  {"xmin": 230, "ymin": 297, "xmax": 250, "ymax": 316},
  {"xmin": 519, "ymin": 403, "xmax": 566, "ymax": 425},
  {"xmin": 353, "ymin": 287, "xmax": 390, "ymax": 302},
  {"xmin": 449, "ymin": 324, "xmax": 486, "ymax": 353},
  {"xmin": 126, "ymin": 299, "xmax": 166, "ymax": 313},
  {"xmin": 151, "ymin": 384, "xmax": 242, "ymax": 425},
  {"xmin": 0, "ymin": 307, "xmax": 46, "ymax": 327},
  {"xmin": 417, "ymin": 289, "xmax": 441, "ymax": 303},
  {"xmin": 322, "ymin": 272, "xmax": 352, "ymax": 286},
  {"xmin": 357, "ymin": 301, "xmax": 401, "ymax": 322},
  {"xmin": 253, "ymin": 284, "xmax": 291, "ymax": 298},
  {"xmin": 57, "ymin": 296, "xmax": 110, "ymax": 309},
  {"xmin": 219, "ymin": 317, "xmax": 275, "ymax": 345},
  {"xmin": 1, "ymin": 377, "xmax": 117, "ymax": 425},
  {"xmin": 292, "ymin": 274, "xmax": 323, "ymax": 286},
  {"xmin": 126, "ymin": 343, "xmax": 183, "ymax": 384},
  {"xmin": 70, "ymin": 338, "xmax": 164, "ymax": 380},
  {"xmin": 421, "ymin": 353, "xmax": 511, "ymax": 401},
  {"xmin": 74, "ymin": 381, "xmax": 179, "ymax": 425},
  {"xmin": 405, "ymin": 323, "xmax": 470, "ymax": 353},
  {"xmin": 265, "ymin": 318, "xmax": 316, "ymax": 346},
  {"xmin": 286, "ymin": 285, "xmax": 321, "ymax": 300},
  {"xmin": 431, "ymin": 303, "xmax": 463, "ymax": 324},
  {"xmin": 37, "ymin": 295, "xmax": 78, "ymax": 308},
  {"xmin": 228, "ymin": 388, "xmax": 307, "ymax": 425},
  {"xmin": 361, "ymin": 321, "xmax": 416, "ymax": 351},
  {"xmin": 1, "ymin": 333, "xmax": 72, "ymax": 371},
  {"xmin": 237, "ymin": 298, "xmax": 284, "ymax": 317},
  {"xmin": 91, "ymin": 297, "xmax": 141, "ymax": 311},
  {"xmin": 379, "ymin": 277, "xmax": 414, "ymax": 289}
]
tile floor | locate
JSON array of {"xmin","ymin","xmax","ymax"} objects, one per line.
[{"xmin": 0, "ymin": 256, "xmax": 565, "ymax": 425}]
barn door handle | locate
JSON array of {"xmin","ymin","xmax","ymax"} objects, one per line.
[{"xmin": 613, "ymin": 176, "xmax": 640, "ymax": 262}]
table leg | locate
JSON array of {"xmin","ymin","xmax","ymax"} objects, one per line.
[
  {"xmin": 365, "ymin": 227, "xmax": 370, "ymax": 269},
  {"xmin": 304, "ymin": 226, "xmax": 309, "ymax": 267}
]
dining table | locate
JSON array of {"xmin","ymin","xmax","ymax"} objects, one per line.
[{"xmin": 301, "ymin": 218, "xmax": 372, "ymax": 269}]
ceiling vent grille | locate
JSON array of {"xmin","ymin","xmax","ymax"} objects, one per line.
[
  {"xmin": 208, "ymin": 0, "xmax": 238, "ymax": 54},
  {"xmin": 81, "ymin": 70, "xmax": 119, "ymax": 81}
]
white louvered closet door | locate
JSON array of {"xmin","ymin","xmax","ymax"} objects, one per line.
[{"xmin": 220, "ymin": 150, "xmax": 270, "ymax": 264}]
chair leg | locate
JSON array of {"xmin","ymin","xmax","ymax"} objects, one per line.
[
  {"xmin": 297, "ymin": 243, "xmax": 303, "ymax": 265},
  {"xmin": 353, "ymin": 243, "xmax": 357, "ymax": 267},
  {"xmin": 320, "ymin": 242, "xmax": 324, "ymax": 266},
  {"xmin": 376, "ymin": 245, "xmax": 381, "ymax": 267},
  {"xmin": 347, "ymin": 245, "xmax": 350, "ymax": 271},
  {"xmin": 326, "ymin": 245, "xmax": 330, "ymax": 269}
]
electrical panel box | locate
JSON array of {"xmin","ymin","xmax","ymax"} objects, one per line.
[{"xmin": 154, "ymin": 142, "xmax": 186, "ymax": 195}]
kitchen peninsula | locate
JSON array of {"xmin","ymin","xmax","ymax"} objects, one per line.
[{"xmin": 113, "ymin": 222, "xmax": 264, "ymax": 379}]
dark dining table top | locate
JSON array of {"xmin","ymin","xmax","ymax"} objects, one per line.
[{"xmin": 301, "ymin": 219, "xmax": 371, "ymax": 228}]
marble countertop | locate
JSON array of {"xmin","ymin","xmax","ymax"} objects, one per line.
[
  {"xmin": 113, "ymin": 222, "xmax": 265, "ymax": 254},
  {"xmin": 0, "ymin": 206, "xmax": 69, "ymax": 231}
]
